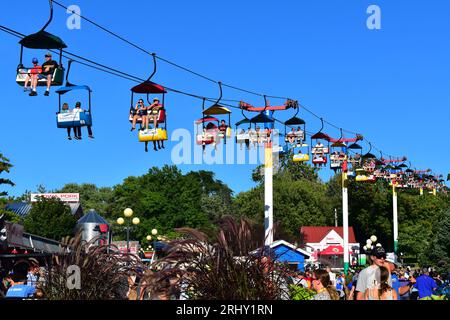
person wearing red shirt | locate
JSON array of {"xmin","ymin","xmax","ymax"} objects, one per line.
[{"xmin": 24, "ymin": 58, "xmax": 42, "ymax": 96}]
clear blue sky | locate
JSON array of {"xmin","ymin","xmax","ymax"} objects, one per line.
[{"xmin": 1, "ymin": 0, "xmax": 449, "ymax": 198}]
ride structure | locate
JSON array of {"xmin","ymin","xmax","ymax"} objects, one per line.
[
  {"xmin": 55, "ymin": 60, "xmax": 92, "ymax": 132},
  {"xmin": 130, "ymin": 54, "xmax": 168, "ymax": 143},
  {"xmin": 239, "ymin": 97, "xmax": 297, "ymax": 246},
  {"xmin": 310, "ymin": 118, "xmax": 331, "ymax": 168},
  {"xmin": 284, "ymin": 104, "xmax": 309, "ymax": 162},
  {"xmin": 16, "ymin": 0, "xmax": 66, "ymax": 87},
  {"xmin": 196, "ymin": 83, "xmax": 232, "ymax": 151}
]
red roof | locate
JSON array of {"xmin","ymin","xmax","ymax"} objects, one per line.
[{"xmin": 300, "ymin": 226, "xmax": 357, "ymax": 243}]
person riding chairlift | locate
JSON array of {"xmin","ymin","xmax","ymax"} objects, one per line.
[
  {"xmin": 147, "ymin": 97, "xmax": 162, "ymax": 130},
  {"xmin": 61, "ymin": 102, "xmax": 75, "ymax": 140},
  {"xmin": 72, "ymin": 101, "xmax": 94, "ymax": 140},
  {"xmin": 39, "ymin": 52, "xmax": 59, "ymax": 96},
  {"xmin": 24, "ymin": 58, "xmax": 42, "ymax": 96},
  {"xmin": 131, "ymin": 99, "xmax": 148, "ymax": 132}
]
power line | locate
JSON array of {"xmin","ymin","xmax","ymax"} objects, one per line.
[
  {"xmin": 0, "ymin": 24, "xmax": 411, "ymax": 164},
  {"xmin": 52, "ymin": 0, "xmax": 368, "ymax": 135}
]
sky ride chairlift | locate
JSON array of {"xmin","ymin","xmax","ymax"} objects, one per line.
[
  {"xmin": 55, "ymin": 60, "xmax": 92, "ymax": 131},
  {"xmin": 130, "ymin": 54, "xmax": 168, "ymax": 143},
  {"xmin": 239, "ymin": 97, "xmax": 297, "ymax": 151},
  {"xmin": 328, "ymin": 130, "xmax": 363, "ymax": 172},
  {"xmin": 196, "ymin": 82, "xmax": 232, "ymax": 150},
  {"xmin": 310, "ymin": 118, "xmax": 331, "ymax": 168},
  {"xmin": 355, "ymin": 142, "xmax": 378, "ymax": 183},
  {"xmin": 283, "ymin": 103, "xmax": 309, "ymax": 162},
  {"xmin": 16, "ymin": 0, "xmax": 66, "ymax": 86}
]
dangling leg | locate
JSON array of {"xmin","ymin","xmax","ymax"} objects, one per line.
[
  {"xmin": 87, "ymin": 126, "xmax": 94, "ymax": 139},
  {"xmin": 153, "ymin": 141, "xmax": 157, "ymax": 151},
  {"xmin": 24, "ymin": 74, "xmax": 31, "ymax": 91},
  {"xmin": 44, "ymin": 74, "xmax": 51, "ymax": 96},
  {"xmin": 145, "ymin": 141, "xmax": 148, "ymax": 152},
  {"xmin": 131, "ymin": 115, "xmax": 137, "ymax": 131},
  {"xmin": 67, "ymin": 127, "xmax": 72, "ymax": 140}
]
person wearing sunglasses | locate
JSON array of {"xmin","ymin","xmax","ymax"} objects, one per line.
[
  {"xmin": 131, "ymin": 99, "xmax": 148, "ymax": 131},
  {"xmin": 356, "ymin": 246, "xmax": 391, "ymax": 300},
  {"xmin": 311, "ymin": 269, "xmax": 340, "ymax": 300}
]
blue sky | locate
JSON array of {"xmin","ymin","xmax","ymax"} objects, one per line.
[{"xmin": 1, "ymin": 0, "xmax": 449, "ymax": 198}]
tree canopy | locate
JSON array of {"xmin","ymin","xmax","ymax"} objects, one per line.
[{"xmin": 23, "ymin": 197, "xmax": 77, "ymax": 241}]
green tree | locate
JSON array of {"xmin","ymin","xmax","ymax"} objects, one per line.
[
  {"xmin": 109, "ymin": 166, "xmax": 230, "ymax": 244},
  {"xmin": 57, "ymin": 183, "xmax": 114, "ymax": 216},
  {"xmin": 23, "ymin": 197, "xmax": 77, "ymax": 240},
  {"xmin": 0, "ymin": 153, "xmax": 14, "ymax": 198},
  {"xmin": 427, "ymin": 209, "xmax": 450, "ymax": 273}
]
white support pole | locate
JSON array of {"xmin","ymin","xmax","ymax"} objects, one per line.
[
  {"xmin": 342, "ymin": 171, "xmax": 349, "ymax": 274},
  {"xmin": 393, "ymin": 184, "xmax": 398, "ymax": 253},
  {"xmin": 264, "ymin": 146, "xmax": 273, "ymax": 246}
]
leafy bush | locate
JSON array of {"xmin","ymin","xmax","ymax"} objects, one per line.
[{"xmin": 289, "ymin": 284, "xmax": 315, "ymax": 300}]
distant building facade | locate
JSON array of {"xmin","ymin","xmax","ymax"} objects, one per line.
[{"xmin": 300, "ymin": 226, "xmax": 360, "ymax": 269}]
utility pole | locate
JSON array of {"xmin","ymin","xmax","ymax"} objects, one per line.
[
  {"xmin": 392, "ymin": 182, "xmax": 398, "ymax": 254},
  {"xmin": 264, "ymin": 143, "xmax": 274, "ymax": 246},
  {"xmin": 342, "ymin": 165, "xmax": 349, "ymax": 275}
]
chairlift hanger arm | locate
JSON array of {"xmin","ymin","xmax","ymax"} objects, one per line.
[{"xmin": 40, "ymin": 0, "xmax": 54, "ymax": 33}]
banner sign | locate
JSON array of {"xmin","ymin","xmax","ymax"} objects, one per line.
[
  {"xmin": 57, "ymin": 112, "xmax": 81, "ymax": 122},
  {"xmin": 31, "ymin": 193, "xmax": 80, "ymax": 202}
]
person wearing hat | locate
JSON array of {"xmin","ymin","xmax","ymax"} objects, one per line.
[
  {"xmin": 385, "ymin": 253, "xmax": 416, "ymax": 299},
  {"xmin": 72, "ymin": 101, "xmax": 94, "ymax": 140},
  {"xmin": 24, "ymin": 57, "xmax": 42, "ymax": 96},
  {"xmin": 147, "ymin": 97, "xmax": 163, "ymax": 131},
  {"xmin": 355, "ymin": 246, "xmax": 391, "ymax": 300},
  {"xmin": 40, "ymin": 52, "xmax": 59, "ymax": 96}
]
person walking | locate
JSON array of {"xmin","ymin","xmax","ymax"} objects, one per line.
[
  {"xmin": 355, "ymin": 246, "xmax": 390, "ymax": 300},
  {"xmin": 311, "ymin": 269, "xmax": 340, "ymax": 300},
  {"xmin": 414, "ymin": 268, "xmax": 437, "ymax": 299}
]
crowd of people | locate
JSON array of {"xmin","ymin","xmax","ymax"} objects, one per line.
[
  {"xmin": 289, "ymin": 246, "xmax": 449, "ymax": 300},
  {"xmin": 0, "ymin": 259, "xmax": 44, "ymax": 299},
  {"xmin": 1, "ymin": 246, "xmax": 448, "ymax": 300}
]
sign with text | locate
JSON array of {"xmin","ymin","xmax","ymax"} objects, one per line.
[{"xmin": 31, "ymin": 193, "xmax": 80, "ymax": 203}]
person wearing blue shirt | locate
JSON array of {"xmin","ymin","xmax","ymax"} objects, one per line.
[
  {"xmin": 385, "ymin": 254, "xmax": 416, "ymax": 300},
  {"xmin": 414, "ymin": 268, "xmax": 437, "ymax": 299},
  {"xmin": 6, "ymin": 270, "xmax": 35, "ymax": 299},
  {"xmin": 6, "ymin": 283, "xmax": 36, "ymax": 298}
]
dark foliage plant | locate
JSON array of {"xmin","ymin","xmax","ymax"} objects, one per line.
[
  {"xmin": 150, "ymin": 216, "xmax": 292, "ymax": 300},
  {"xmin": 43, "ymin": 232, "xmax": 143, "ymax": 300}
]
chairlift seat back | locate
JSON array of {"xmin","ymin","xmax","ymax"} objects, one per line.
[
  {"xmin": 16, "ymin": 67, "xmax": 64, "ymax": 86},
  {"xmin": 312, "ymin": 156, "xmax": 327, "ymax": 164},
  {"xmin": 293, "ymin": 153, "xmax": 310, "ymax": 162},
  {"xmin": 312, "ymin": 147, "xmax": 329, "ymax": 154},
  {"xmin": 138, "ymin": 128, "xmax": 167, "ymax": 142},
  {"xmin": 236, "ymin": 133, "xmax": 250, "ymax": 143},
  {"xmin": 56, "ymin": 111, "xmax": 92, "ymax": 128}
]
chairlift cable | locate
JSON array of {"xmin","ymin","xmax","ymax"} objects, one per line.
[{"xmin": 0, "ymin": 24, "xmax": 420, "ymax": 166}]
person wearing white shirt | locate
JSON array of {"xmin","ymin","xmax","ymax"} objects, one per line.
[
  {"xmin": 72, "ymin": 101, "xmax": 94, "ymax": 140},
  {"xmin": 326, "ymin": 266, "xmax": 336, "ymax": 287}
]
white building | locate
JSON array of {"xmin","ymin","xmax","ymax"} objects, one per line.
[{"xmin": 300, "ymin": 226, "xmax": 360, "ymax": 269}]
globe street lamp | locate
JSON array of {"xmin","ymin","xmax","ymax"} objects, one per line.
[
  {"xmin": 116, "ymin": 208, "xmax": 140, "ymax": 253},
  {"xmin": 147, "ymin": 228, "xmax": 168, "ymax": 263}
]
